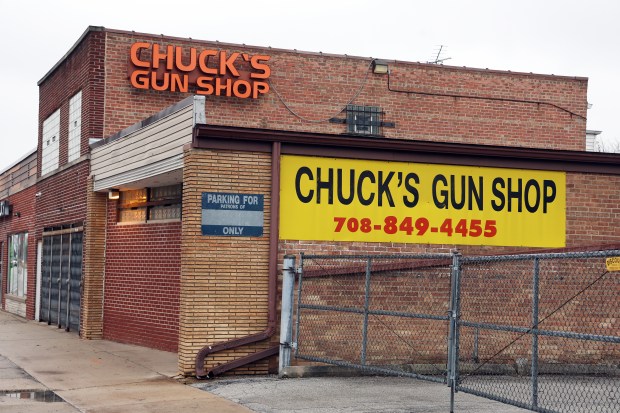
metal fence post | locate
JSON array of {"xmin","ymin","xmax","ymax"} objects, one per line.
[
  {"xmin": 361, "ymin": 257, "xmax": 372, "ymax": 365},
  {"xmin": 449, "ymin": 250, "xmax": 462, "ymax": 413},
  {"xmin": 279, "ymin": 255, "xmax": 296, "ymax": 376},
  {"xmin": 294, "ymin": 254, "xmax": 305, "ymax": 358},
  {"xmin": 531, "ymin": 258, "xmax": 540, "ymax": 408}
]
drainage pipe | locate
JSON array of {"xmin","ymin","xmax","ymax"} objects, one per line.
[{"xmin": 195, "ymin": 141, "xmax": 281, "ymax": 378}]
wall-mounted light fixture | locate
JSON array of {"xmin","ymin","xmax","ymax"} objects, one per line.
[
  {"xmin": 13, "ymin": 212, "xmax": 20, "ymax": 218},
  {"xmin": 108, "ymin": 189, "xmax": 120, "ymax": 200},
  {"xmin": 372, "ymin": 59, "xmax": 389, "ymax": 74}
]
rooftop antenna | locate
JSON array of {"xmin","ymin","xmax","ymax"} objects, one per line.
[{"xmin": 427, "ymin": 45, "xmax": 452, "ymax": 64}]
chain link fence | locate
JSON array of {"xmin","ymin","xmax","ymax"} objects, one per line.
[
  {"xmin": 281, "ymin": 249, "xmax": 620, "ymax": 413},
  {"xmin": 294, "ymin": 254, "xmax": 453, "ymax": 383},
  {"xmin": 457, "ymin": 251, "xmax": 620, "ymax": 413}
]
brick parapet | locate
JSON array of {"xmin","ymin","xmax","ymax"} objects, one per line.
[
  {"xmin": 101, "ymin": 30, "xmax": 587, "ymax": 151},
  {"xmin": 38, "ymin": 31, "xmax": 105, "ymax": 177}
]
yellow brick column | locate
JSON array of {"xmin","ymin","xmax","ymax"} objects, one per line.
[
  {"xmin": 81, "ymin": 177, "xmax": 107, "ymax": 339},
  {"xmin": 179, "ymin": 147, "xmax": 272, "ymax": 376}
]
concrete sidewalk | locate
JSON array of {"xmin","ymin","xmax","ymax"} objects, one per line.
[{"xmin": 0, "ymin": 311, "xmax": 250, "ymax": 413}]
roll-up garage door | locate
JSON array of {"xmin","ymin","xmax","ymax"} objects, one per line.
[{"xmin": 40, "ymin": 225, "xmax": 83, "ymax": 332}]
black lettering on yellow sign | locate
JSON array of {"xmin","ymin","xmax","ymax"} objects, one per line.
[
  {"xmin": 432, "ymin": 175, "xmax": 483, "ymax": 210},
  {"xmin": 294, "ymin": 166, "xmax": 558, "ymax": 214},
  {"xmin": 491, "ymin": 178, "xmax": 556, "ymax": 213},
  {"xmin": 295, "ymin": 167, "xmax": 419, "ymax": 208}
]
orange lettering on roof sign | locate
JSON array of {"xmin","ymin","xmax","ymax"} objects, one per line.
[{"xmin": 127, "ymin": 42, "xmax": 271, "ymax": 99}]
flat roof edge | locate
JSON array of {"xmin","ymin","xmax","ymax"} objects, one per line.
[
  {"xmin": 37, "ymin": 26, "xmax": 105, "ymax": 86},
  {"xmin": 104, "ymin": 27, "xmax": 587, "ymax": 82},
  {"xmin": 0, "ymin": 148, "xmax": 37, "ymax": 176},
  {"xmin": 36, "ymin": 26, "xmax": 589, "ymax": 85}
]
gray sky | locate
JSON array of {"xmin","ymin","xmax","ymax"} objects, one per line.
[{"xmin": 1, "ymin": 0, "xmax": 618, "ymax": 171}]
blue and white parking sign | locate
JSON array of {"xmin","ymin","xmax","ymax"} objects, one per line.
[{"xmin": 201, "ymin": 192, "xmax": 264, "ymax": 237}]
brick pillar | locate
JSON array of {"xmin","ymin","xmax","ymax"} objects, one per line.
[
  {"xmin": 81, "ymin": 177, "xmax": 107, "ymax": 339},
  {"xmin": 178, "ymin": 147, "xmax": 272, "ymax": 376}
]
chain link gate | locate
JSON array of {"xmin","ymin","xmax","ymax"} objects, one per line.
[
  {"xmin": 456, "ymin": 250, "xmax": 620, "ymax": 413},
  {"xmin": 280, "ymin": 249, "xmax": 620, "ymax": 413},
  {"xmin": 290, "ymin": 253, "xmax": 454, "ymax": 383}
]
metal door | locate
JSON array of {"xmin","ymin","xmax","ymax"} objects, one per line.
[{"xmin": 40, "ymin": 228, "xmax": 83, "ymax": 332}]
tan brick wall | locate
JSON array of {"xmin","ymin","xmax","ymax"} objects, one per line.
[
  {"xmin": 179, "ymin": 147, "xmax": 272, "ymax": 375},
  {"xmin": 81, "ymin": 177, "xmax": 107, "ymax": 339},
  {"xmin": 176, "ymin": 152, "xmax": 620, "ymax": 376}
]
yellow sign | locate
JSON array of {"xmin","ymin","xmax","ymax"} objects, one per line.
[
  {"xmin": 606, "ymin": 257, "xmax": 620, "ymax": 272},
  {"xmin": 279, "ymin": 155, "xmax": 566, "ymax": 247}
]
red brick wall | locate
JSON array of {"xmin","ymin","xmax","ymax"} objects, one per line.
[
  {"xmin": 279, "ymin": 171, "xmax": 620, "ymax": 369},
  {"xmin": 38, "ymin": 30, "xmax": 105, "ymax": 173},
  {"xmin": 0, "ymin": 185, "xmax": 37, "ymax": 317},
  {"xmin": 32, "ymin": 162, "xmax": 89, "ymax": 324},
  {"xmin": 81, "ymin": 178, "xmax": 107, "ymax": 339},
  {"xmin": 35, "ymin": 29, "xmax": 106, "ymax": 326},
  {"xmin": 293, "ymin": 253, "xmax": 620, "ymax": 368},
  {"xmin": 35, "ymin": 161, "xmax": 89, "ymax": 234},
  {"xmin": 101, "ymin": 29, "xmax": 587, "ymax": 151},
  {"xmin": 103, "ymin": 201, "xmax": 181, "ymax": 352},
  {"xmin": 565, "ymin": 173, "xmax": 620, "ymax": 245}
]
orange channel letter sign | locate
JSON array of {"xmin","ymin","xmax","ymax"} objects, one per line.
[{"xmin": 128, "ymin": 42, "xmax": 271, "ymax": 99}]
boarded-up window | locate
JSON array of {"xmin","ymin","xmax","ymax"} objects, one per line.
[
  {"xmin": 68, "ymin": 91, "xmax": 82, "ymax": 162},
  {"xmin": 41, "ymin": 110, "xmax": 60, "ymax": 176}
]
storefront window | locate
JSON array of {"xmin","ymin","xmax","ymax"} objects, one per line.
[
  {"xmin": 8, "ymin": 233, "xmax": 27, "ymax": 297},
  {"xmin": 118, "ymin": 184, "xmax": 182, "ymax": 223}
]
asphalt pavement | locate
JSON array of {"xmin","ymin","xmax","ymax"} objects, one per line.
[
  {"xmin": 193, "ymin": 375, "xmax": 528, "ymax": 413},
  {"xmin": 0, "ymin": 310, "xmax": 530, "ymax": 412}
]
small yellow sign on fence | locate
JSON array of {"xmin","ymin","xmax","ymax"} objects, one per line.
[{"xmin": 606, "ymin": 257, "xmax": 620, "ymax": 272}]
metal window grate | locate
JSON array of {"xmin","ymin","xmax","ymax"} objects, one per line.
[{"xmin": 346, "ymin": 105, "xmax": 382, "ymax": 136}]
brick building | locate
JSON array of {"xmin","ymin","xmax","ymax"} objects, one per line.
[{"xmin": 0, "ymin": 26, "xmax": 619, "ymax": 377}]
